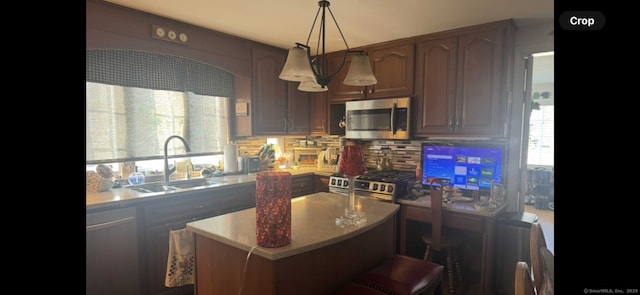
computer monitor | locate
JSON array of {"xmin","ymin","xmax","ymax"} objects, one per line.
[{"xmin": 420, "ymin": 141, "xmax": 507, "ymax": 193}]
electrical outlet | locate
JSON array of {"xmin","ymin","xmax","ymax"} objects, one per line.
[{"xmin": 151, "ymin": 25, "xmax": 188, "ymax": 45}]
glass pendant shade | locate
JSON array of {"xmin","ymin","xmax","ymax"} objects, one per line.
[
  {"xmin": 279, "ymin": 47, "xmax": 315, "ymax": 82},
  {"xmin": 298, "ymin": 80, "xmax": 328, "ymax": 92},
  {"xmin": 343, "ymin": 54, "xmax": 377, "ymax": 86}
]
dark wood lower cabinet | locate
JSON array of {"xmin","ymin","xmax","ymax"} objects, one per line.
[
  {"xmin": 141, "ymin": 184, "xmax": 256, "ymax": 295},
  {"xmin": 291, "ymin": 174, "xmax": 315, "ymax": 198},
  {"xmin": 315, "ymin": 175, "xmax": 330, "ymax": 192}
]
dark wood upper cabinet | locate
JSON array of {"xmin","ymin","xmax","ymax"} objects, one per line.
[
  {"xmin": 287, "ymin": 86, "xmax": 312, "ymax": 134},
  {"xmin": 309, "ymin": 92, "xmax": 328, "ymax": 135},
  {"xmin": 327, "ymin": 42, "xmax": 415, "ymax": 103},
  {"xmin": 367, "ymin": 42, "xmax": 415, "ymax": 99},
  {"xmin": 414, "ymin": 20, "xmax": 515, "ymax": 138},
  {"xmin": 252, "ymin": 46, "xmax": 288, "ymax": 135},
  {"xmin": 252, "ymin": 46, "xmax": 311, "ymax": 135}
]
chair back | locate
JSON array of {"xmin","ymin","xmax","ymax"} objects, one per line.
[
  {"xmin": 530, "ymin": 221, "xmax": 547, "ymax": 292},
  {"xmin": 429, "ymin": 179, "xmax": 443, "ymax": 251},
  {"xmin": 514, "ymin": 261, "xmax": 535, "ymax": 295},
  {"xmin": 539, "ymin": 247, "xmax": 554, "ymax": 295}
]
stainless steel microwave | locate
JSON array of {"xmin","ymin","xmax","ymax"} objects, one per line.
[{"xmin": 345, "ymin": 97, "xmax": 411, "ymax": 140}]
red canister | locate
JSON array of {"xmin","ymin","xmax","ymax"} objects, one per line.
[{"xmin": 255, "ymin": 171, "xmax": 292, "ymax": 247}]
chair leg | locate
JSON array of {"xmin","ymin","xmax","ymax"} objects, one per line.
[
  {"xmin": 446, "ymin": 251, "xmax": 455, "ymax": 294},
  {"xmin": 453, "ymin": 249, "xmax": 464, "ymax": 285},
  {"xmin": 424, "ymin": 244, "xmax": 433, "ymax": 261}
]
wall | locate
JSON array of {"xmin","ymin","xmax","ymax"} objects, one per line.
[{"xmin": 506, "ymin": 20, "xmax": 554, "ymax": 212}]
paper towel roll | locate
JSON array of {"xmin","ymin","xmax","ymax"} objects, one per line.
[{"xmin": 224, "ymin": 144, "xmax": 239, "ymax": 173}]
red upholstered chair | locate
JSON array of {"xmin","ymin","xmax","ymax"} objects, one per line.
[
  {"xmin": 421, "ymin": 179, "xmax": 465, "ymax": 294},
  {"xmin": 334, "ymin": 282, "xmax": 388, "ymax": 295},
  {"xmin": 341, "ymin": 255, "xmax": 444, "ymax": 295}
]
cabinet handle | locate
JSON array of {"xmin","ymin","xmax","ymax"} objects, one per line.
[
  {"xmin": 448, "ymin": 119, "xmax": 454, "ymax": 131},
  {"xmin": 86, "ymin": 216, "xmax": 135, "ymax": 231}
]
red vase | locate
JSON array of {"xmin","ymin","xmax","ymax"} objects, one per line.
[{"xmin": 255, "ymin": 172, "xmax": 292, "ymax": 247}]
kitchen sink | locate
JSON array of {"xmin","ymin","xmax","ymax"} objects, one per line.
[{"xmin": 126, "ymin": 178, "xmax": 228, "ymax": 193}]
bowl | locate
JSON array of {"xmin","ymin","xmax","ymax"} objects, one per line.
[{"xmin": 86, "ymin": 171, "xmax": 115, "ymax": 192}]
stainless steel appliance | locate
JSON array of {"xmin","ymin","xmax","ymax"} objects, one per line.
[
  {"xmin": 328, "ymin": 170, "xmax": 415, "ymax": 202},
  {"xmin": 344, "ymin": 97, "xmax": 411, "ymax": 140},
  {"xmin": 243, "ymin": 156, "xmax": 261, "ymax": 173}
]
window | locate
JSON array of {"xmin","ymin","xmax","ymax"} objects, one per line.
[
  {"xmin": 86, "ymin": 83, "xmax": 230, "ymax": 162},
  {"xmin": 527, "ymin": 51, "xmax": 554, "ymax": 168},
  {"xmin": 86, "ymin": 49, "xmax": 234, "ymax": 175},
  {"xmin": 527, "ymin": 105, "xmax": 553, "ymax": 166}
]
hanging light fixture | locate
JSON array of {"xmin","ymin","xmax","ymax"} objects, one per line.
[{"xmin": 279, "ymin": 0, "xmax": 377, "ymax": 92}]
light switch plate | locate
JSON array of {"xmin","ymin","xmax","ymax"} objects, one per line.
[{"xmin": 235, "ymin": 102, "xmax": 249, "ymax": 116}]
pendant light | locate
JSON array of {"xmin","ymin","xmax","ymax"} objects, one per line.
[{"xmin": 279, "ymin": 0, "xmax": 377, "ymax": 92}]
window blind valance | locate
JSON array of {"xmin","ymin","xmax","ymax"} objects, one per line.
[{"xmin": 86, "ymin": 49, "xmax": 234, "ymax": 97}]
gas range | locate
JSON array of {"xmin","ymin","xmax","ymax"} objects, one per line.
[{"xmin": 328, "ymin": 170, "xmax": 416, "ymax": 202}]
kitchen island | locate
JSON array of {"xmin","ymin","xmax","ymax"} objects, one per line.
[{"xmin": 186, "ymin": 192, "xmax": 399, "ymax": 295}]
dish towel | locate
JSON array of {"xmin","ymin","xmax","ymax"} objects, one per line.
[{"xmin": 165, "ymin": 229, "xmax": 195, "ymax": 287}]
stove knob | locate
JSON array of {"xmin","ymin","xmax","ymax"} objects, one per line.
[
  {"xmin": 330, "ymin": 178, "xmax": 336, "ymax": 185},
  {"xmin": 343, "ymin": 180, "xmax": 349, "ymax": 187},
  {"xmin": 372, "ymin": 183, "xmax": 379, "ymax": 190},
  {"xmin": 388, "ymin": 185, "xmax": 394, "ymax": 193},
  {"xmin": 380, "ymin": 184, "xmax": 386, "ymax": 192}
]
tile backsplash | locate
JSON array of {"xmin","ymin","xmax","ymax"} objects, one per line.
[{"xmin": 234, "ymin": 136, "xmax": 423, "ymax": 172}]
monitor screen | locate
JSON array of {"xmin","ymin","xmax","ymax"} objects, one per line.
[{"xmin": 420, "ymin": 141, "xmax": 507, "ymax": 192}]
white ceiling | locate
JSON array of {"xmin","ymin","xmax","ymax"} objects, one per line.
[{"xmin": 104, "ymin": 0, "xmax": 554, "ymax": 54}]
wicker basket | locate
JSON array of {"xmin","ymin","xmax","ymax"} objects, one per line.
[{"xmin": 86, "ymin": 171, "xmax": 115, "ymax": 192}]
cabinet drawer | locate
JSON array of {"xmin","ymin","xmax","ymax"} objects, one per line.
[
  {"xmin": 402, "ymin": 205, "xmax": 483, "ymax": 232},
  {"xmin": 403, "ymin": 205, "xmax": 432, "ymax": 223},
  {"xmin": 443, "ymin": 213, "xmax": 483, "ymax": 233}
]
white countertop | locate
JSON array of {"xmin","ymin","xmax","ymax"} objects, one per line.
[
  {"xmin": 396, "ymin": 195, "xmax": 506, "ymax": 217},
  {"xmin": 186, "ymin": 192, "xmax": 399, "ymax": 260}
]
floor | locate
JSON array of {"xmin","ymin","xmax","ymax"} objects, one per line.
[{"xmin": 524, "ymin": 204, "xmax": 554, "ymax": 254}]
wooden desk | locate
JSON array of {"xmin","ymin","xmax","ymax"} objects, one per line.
[
  {"xmin": 397, "ymin": 196, "xmax": 505, "ymax": 295},
  {"xmin": 187, "ymin": 192, "xmax": 399, "ymax": 295}
]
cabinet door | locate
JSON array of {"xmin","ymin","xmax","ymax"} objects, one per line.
[
  {"xmin": 143, "ymin": 185, "xmax": 256, "ymax": 295},
  {"xmin": 291, "ymin": 174, "xmax": 315, "ymax": 198},
  {"xmin": 326, "ymin": 51, "xmax": 365, "ymax": 102},
  {"xmin": 144, "ymin": 222, "xmax": 195, "ymax": 295},
  {"xmin": 86, "ymin": 207, "xmax": 140, "ymax": 295},
  {"xmin": 368, "ymin": 42, "xmax": 415, "ymax": 99},
  {"xmin": 310, "ymin": 92, "xmax": 328, "ymax": 134},
  {"xmin": 454, "ymin": 28, "xmax": 505, "ymax": 136},
  {"xmin": 252, "ymin": 46, "xmax": 288, "ymax": 135},
  {"xmin": 287, "ymin": 85, "xmax": 311, "ymax": 134},
  {"xmin": 414, "ymin": 37, "xmax": 458, "ymax": 135},
  {"xmin": 315, "ymin": 175, "xmax": 330, "ymax": 192}
]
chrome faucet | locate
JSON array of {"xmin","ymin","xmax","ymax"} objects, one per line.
[{"xmin": 164, "ymin": 135, "xmax": 191, "ymax": 184}]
